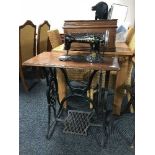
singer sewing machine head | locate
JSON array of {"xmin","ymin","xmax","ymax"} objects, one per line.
[
  {"xmin": 64, "ymin": 34, "xmax": 105, "ymax": 55},
  {"xmin": 59, "ymin": 34, "xmax": 108, "ymax": 63}
]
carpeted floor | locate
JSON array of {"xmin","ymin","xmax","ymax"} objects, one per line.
[{"xmin": 19, "ymin": 79, "xmax": 135, "ymax": 155}]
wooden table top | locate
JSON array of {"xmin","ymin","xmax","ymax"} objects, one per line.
[
  {"xmin": 53, "ymin": 42, "xmax": 133, "ymax": 56},
  {"xmin": 23, "ymin": 51, "xmax": 120, "ymax": 71}
]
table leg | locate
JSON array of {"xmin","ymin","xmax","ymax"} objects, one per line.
[
  {"xmin": 46, "ymin": 68, "xmax": 59, "ymax": 139},
  {"xmin": 57, "ymin": 68, "xmax": 67, "ymax": 108},
  {"xmin": 114, "ymin": 57, "xmax": 131, "ymax": 115}
]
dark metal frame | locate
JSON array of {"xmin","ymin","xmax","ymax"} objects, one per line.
[{"xmin": 44, "ymin": 67, "xmax": 113, "ymax": 147}]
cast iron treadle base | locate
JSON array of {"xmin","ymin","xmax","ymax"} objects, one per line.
[{"xmin": 63, "ymin": 110, "xmax": 93, "ymax": 136}]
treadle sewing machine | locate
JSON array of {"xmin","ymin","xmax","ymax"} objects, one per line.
[
  {"xmin": 59, "ymin": 33, "xmax": 108, "ymax": 63},
  {"xmin": 64, "ymin": 34, "xmax": 105, "ymax": 53},
  {"xmin": 22, "ymin": 18, "xmax": 134, "ymax": 148}
]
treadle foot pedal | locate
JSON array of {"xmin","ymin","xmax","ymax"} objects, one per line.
[{"xmin": 63, "ymin": 110, "xmax": 93, "ymax": 136}]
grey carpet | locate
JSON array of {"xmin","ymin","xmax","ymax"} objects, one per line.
[{"xmin": 19, "ymin": 79, "xmax": 135, "ymax": 155}]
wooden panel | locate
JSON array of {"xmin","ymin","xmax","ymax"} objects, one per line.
[
  {"xmin": 37, "ymin": 20, "xmax": 50, "ymax": 54},
  {"xmin": 19, "ymin": 20, "xmax": 36, "ymax": 63},
  {"xmin": 63, "ymin": 20, "xmax": 117, "ymax": 28}
]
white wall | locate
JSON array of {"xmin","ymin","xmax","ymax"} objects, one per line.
[{"xmin": 18, "ymin": 0, "xmax": 134, "ymax": 33}]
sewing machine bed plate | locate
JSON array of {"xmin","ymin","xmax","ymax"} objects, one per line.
[{"xmin": 59, "ymin": 54, "xmax": 109, "ymax": 63}]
